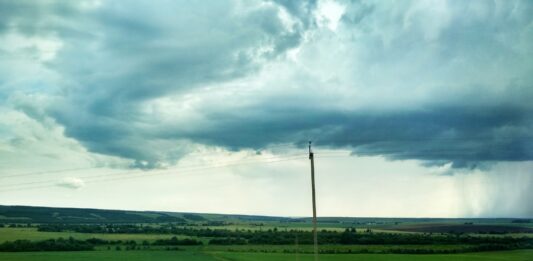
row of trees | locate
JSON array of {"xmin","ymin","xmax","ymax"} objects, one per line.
[
  {"xmin": 33, "ymin": 224, "xmax": 533, "ymax": 249},
  {"xmin": 0, "ymin": 238, "xmax": 93, "ymax": 252},
  {"xmin": 0, "ymin": 236, "xmax": 204, "ymax": 252},
  {"xmin": 38, "ymin": 224, "xmax": 533, "ymax": 246}
]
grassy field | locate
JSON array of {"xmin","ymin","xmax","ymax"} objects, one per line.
[
  {"xmin": 0, "ymin": 250, "xmax": 531, "ymax": 261},
  {"xmin": 0, "ymin": 227, "xmax": 478, "ymax": 253},
  {"xmin": 198, "ymin": 244, "xmax": 482, "ymax": 254},
  {"xmin": 1, "ymin": 226, "xmax": 531, "ymax": 255},
  {"xmin": 216, "ymin": 250, "xmax": 533, "ymax": 261}
]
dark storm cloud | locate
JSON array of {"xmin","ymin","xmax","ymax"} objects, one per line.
[
  {"xmin": 171, "ymin": 105, "xmax": 533, "ymax": 166},
  {"xmin": 1, "ymin": 0, "xmax": 532, "ymax": 168}
]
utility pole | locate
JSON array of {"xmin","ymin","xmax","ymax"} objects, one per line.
[{"xmin": 309, "ymin": 141, "xmax": 318, "ymax": 261}]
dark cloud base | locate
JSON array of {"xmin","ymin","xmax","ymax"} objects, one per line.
[
  {"xmin": 50, "ymin": 101, "xmax": 530, "ymax": 169},
  {"xmin": 184, "ymin": 105, "xmax": 532, "ymax": 167}
]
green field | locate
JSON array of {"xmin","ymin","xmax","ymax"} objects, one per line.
[
  {"xmin": 1, "ymin": 206, "xmax": 531, "ymax": 260},
  {"xmin": 0, "ymin": 250, "xmax": 531, "ymax": 261}
]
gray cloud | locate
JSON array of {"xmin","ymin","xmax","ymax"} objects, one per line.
[
  {"xmin": 8, "ymin": 0, "xmax": 315, "ymax": 164},
  {"xmin": 172, "ymin": 105, "xmax": 532, "ymax": 167},
  {"xmin": 1, "ymin": 0, "xmax": 531, "ymax": 169}
]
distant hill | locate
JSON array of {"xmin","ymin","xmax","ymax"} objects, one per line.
[
  {"xmin": 1, "ymin": 205, "xmax": 531, "ymax": 227},
  {"xmin": 0, "ymin": 205, "xmax": 297, "ymax": 224},
  {"xmin": 0, "ymin": 205, "xmax": 185, "ymax": 224}
]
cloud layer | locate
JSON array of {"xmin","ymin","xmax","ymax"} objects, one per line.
[{"xmin": 1, "ymin": 0, "xmax": 532, "ymax": 169}]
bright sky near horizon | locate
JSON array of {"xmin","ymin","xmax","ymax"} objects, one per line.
[{"xmin": 0, "ymin": 0, "xmax": 532, "ymax": 218}]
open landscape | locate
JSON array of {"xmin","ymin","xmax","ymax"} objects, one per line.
[
  {"xmin": 1, "ymin": 205, "xmax": 532, "ymax": 260},
  {"xmin": 1, "ymin": 0, "xmax": 532, "ymax": 260}
]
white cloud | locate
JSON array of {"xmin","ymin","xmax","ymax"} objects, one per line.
[
  {"xmin": 315, "ymin": 0, "xmax": 346, "ymax": 31},
  {"xmin": 56, "ymin": 177, "xmax": 85, "ymax": 189}
]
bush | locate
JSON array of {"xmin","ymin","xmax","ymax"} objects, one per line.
[
  {"xmin": 152, "ymin": 236, "xmax": 202, "ymax": 246},
  {"xmin": 209, "ymin": 238, "xmax": 247, "ymax": 245}
]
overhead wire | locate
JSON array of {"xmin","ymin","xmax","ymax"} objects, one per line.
[
  {"xmin": 0, "ymin": 154, "xmax": 308, "ymax": 192},
  {"xmin": 0, "ymin": 167, "xmax": 99, "ymax": 179},
  {"xmin": 2, "ymin": 143, "xmax": 518, "ymax": 185},
  {"xmin": 0, "ymin": 145, "xmax": 304, "ymax": 179},
  {"xmin": 2, "ymin": 135, "xmax": 529, "ymax": 178},
  {"xmin": 0, "ymin": 154, "xmax": 306, "ymax": 189},
  {"xmin": 0, "ymin": 156, "xmax": 307, "ymax": 192},
  {"xmin": 0, "ymin": 153, "xmax": 306, "ymax": 187},
  {"xmin": 0, "ymin": 150, "xmax": 242, "ymax": 179},
  {"xmin": 83, "ymin": 156, "xmax": 307, "ymax": 185},
  {"xmin": 2, "ymin": 135, "xmax": 529, "ymax": 191}
]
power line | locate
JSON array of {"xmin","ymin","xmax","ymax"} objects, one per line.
[
  {"xmin": 1, "ymin": 144, "xmax": 522, "ymax": 182},
  {"xmin": 0, "ymin": 167, "xmax": 98, "ymax": 179},
  {"xmin": 0, "ymin": 151, "xmax": 235, "ymax": 179},
  {"xmin": 2, "ymin": 136, "xmax": 528, "ymax": 178},
  {"xmin": 0, "ymin": 150, "xmax": 305, "ymax": 179},
  {"xmin": 0, "ymin": 156, "xmax": 307, "ymax": 192},
  {"xmin": 0, "ymin": 149, "xmax": 305, "ymax": 179},
  {"xmin": 0, "ymin": 154, "xmax": 306, "ymax": 189},
  {"xmin": 0, "ymin": 155, "xmax": 307, "ymax": 192},
  {"xmin": 85, "ymin": 156, "xmax": 306, "ymax": 185},
  {"xmin": 4, "ymin": 147, "xmax": 501, "ymax": 188},
  {"xmin": 2, "ymin": 137, "xmax": 527, "ymax": 187}
]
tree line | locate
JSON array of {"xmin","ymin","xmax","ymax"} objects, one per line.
[
  {"xmin": 0, "ymin": 238, "xmax": 93, "ymax": 252},
  {"xmin": 36, "ymin": 224, "xmax": 533, "ymax": 246},
  {"xmin": 0, "ymin": 236, "xmax": 203, "ymax": 252}
]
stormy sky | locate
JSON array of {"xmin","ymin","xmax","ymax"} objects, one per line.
[{"xmin": 0, "ymin": 0, "xmax": 532, "ymax": 218}]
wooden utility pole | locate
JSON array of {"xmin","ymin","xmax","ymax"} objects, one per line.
[{"xmin": 309, "ymin": 141, "xmax": 318, "ymax": 261}]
